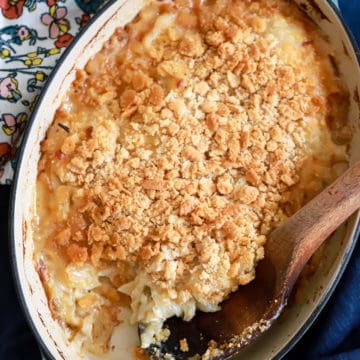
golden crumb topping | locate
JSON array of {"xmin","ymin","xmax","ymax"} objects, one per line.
[{"xmin": 34, "ymin": 0, "xmax": 350, "ymax": 355}]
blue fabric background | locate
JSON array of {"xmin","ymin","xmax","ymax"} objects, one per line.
[{"xmin": 0, "ymin": 1, "xmax": 359, "ymax": 359}]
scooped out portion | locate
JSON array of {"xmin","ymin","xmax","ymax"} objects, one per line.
[{"xmin": 33, "ymin": 0, "xmax": 350, "ymax": 357}]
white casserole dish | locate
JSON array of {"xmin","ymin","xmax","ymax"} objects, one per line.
[{"xmin": 10, "ymin": 0, "xmax": 360, "ymax": 359}]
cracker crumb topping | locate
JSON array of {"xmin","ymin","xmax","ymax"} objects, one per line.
[{"xmin": 34, "ymin": 0, "xmax": 350, "ymax": 356}]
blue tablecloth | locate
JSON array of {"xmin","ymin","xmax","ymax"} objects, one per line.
[{"xmin": 0, "ymin": 1, "xmax": 359, "ymax": 359}]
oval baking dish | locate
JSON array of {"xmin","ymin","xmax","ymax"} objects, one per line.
[{"xmin": 10, "ymin": 0, "xmax": 360, "ymax": 359}]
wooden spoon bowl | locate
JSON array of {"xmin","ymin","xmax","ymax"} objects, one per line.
[{"xmin": 144, "ymin": 161, "xmax": 360, "ymax": 359}]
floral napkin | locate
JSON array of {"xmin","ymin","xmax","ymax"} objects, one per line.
[{"xmin": 0, "ymin": 0, "xmax": 110, "ymax": 184}]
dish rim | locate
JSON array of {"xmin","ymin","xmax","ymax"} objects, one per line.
[{"xmin": 8, "ymin": 1, "xmax": 360, "ymax": 359}]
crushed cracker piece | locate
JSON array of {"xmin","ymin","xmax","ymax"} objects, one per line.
[{"xmin": 179, "ymin": 338, "xmax": 189, "ymax": 352}]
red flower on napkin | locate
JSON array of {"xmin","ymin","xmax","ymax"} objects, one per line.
[
  {"xmin": 0, "ymin": 0, "xmax": 25, "ymax": 19},
  {"xmin": 54, "ymin": 33, "xmax": 73, "ymax": 48},
  {"xmin": 0, "ymin": 142, "xmax": 16, "ymax": 167},
  {"xmin": 79, "ymin": 13, "xmax": 90, "ymax": 28}
]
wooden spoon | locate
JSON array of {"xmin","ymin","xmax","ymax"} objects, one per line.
[{"xmin": 143, "ymin": 160, "xmax": 360, "ymax": 359}]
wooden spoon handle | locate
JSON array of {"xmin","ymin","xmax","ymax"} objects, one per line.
[{"xmin": 267, "ymin": 160, "xmax": 360, "ymax": 299}]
